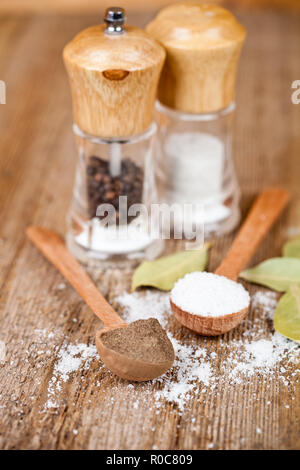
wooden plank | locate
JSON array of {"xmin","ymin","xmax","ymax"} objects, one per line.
[
  {"xmin": 0, "ymin": 10, "xmax": 299, "ymax": 450},
  {"xmin": 0, "ymin": 0, "xmax": 300, "ymax": 15}
]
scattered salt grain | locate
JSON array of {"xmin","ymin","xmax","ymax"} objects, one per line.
[
  {"xmin": 154, "ymin": 337, "xmax": 212, "ymax": 409},
  {"xmin": 252, "ymin": 290, "xmax": 278, "ymax": 320},
  {"xmin": 57, "ymin": 283, "xmax": 66, "ymax": 290},
  {"xmin": 54, "ymin": 343, "xmax": 98, "ymax": 381},
  {"xmin": 46, "ymin": 399, "xmax": 58, "ymax": 409},
  {"xmin": 116, "ymin": 290, "xmax": 299, "ymax": 413},
  {"xmin": 256, "ymin": 427, "xmax": 262, "ymax": 434},
  {"xmin": 46, "ymin": 342, "xmax": 98, "ymax": 409},
  {"xmin": 73, "ymin": 429, "xmax": 78, "ymax": 435},
  {"xmin": 31, "ymin": 285, "xmax": 299, "ymax": 415},
  {"xmin": 171, "ymin": 272, "xmax": 250, "ymax": 317},
  {"xmin": 115, "ymin": 290, "xmax": 170, "ymax": 327},
  {"xmin": 230, "ymin": 333, "xmax": 299, "ymax": 379},
  {"xmin": 245, "ymin": 339, "xmax": 275, "ymax": 367}
]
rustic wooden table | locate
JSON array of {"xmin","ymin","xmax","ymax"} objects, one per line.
[{"xmin": 0, "ymin": 8, "xmax": 299, "ymax": 450}]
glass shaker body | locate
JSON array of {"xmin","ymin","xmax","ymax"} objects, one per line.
[
  {"xmin": 155, "ymin": 101, "xmax": 240, "ymax": 238},
  {"xmin": 67, "ymin": 123, "xmax": 164, "ymax": 262}
]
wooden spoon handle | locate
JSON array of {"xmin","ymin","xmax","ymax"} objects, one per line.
[
  {"xmin": 26, "ymin": 226, "xmax": 126, "ymax": 329},
  {"xmin": 215, "ymin": 187, "xmax": 290, "ymax": 280}
]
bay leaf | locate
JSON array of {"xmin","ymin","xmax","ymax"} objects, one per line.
[
  {"xmin": 283, "ymin": 236, "xmax": 300, "ymax": 258},
  {"xmin": 274, "ymin": 283, "xmax": 300, "ymax": 343},
  {"xmin": 132, "ymin": 243, "xmax": 210, "ymax": 291},
  {"xmin": 240, "ymin": 257, "xmax": 300, "ymax": 292}
]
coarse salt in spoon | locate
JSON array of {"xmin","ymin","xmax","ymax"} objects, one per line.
[
  {"xmin": 170, "ymin": 188, "xmax": 290, "ymax": 336},
  {"xmin": 27, "ymin": 226, "xmax": 174, "ymax": 381}
]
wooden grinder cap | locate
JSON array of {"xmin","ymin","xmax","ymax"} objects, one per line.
[
  {"xmin": 146, "ymin": 3, "xmax": 246, "ymax": 114},
  {"xmin": 63, "ymin": 7, "xmax": 166, "ymax": 138}
]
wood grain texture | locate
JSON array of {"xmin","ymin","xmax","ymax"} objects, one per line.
[
  {"xmin": 170, "ymin": 299, "xmax": 249, "ymax": 336},
  {"xmin": 146, "ymin": 3, "xmax": 246, "ymax": 113},
  {"xmin": 0, "ymin": 10, "xmax": 300, "ymax": 450},
  {"xmin": 26, "ymin": 226, "xmax": 126, "ymax": 329},
  {"xmin": 63, "ymin": 24, "xmax": 165, "ymax": 137}
]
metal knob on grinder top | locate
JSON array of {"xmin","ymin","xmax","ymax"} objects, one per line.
[{"xmin": 104, "ymin": 7, "xmax": 126, "ymax": 34}]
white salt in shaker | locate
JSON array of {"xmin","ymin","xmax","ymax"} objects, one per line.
[
  {"xmin": 146, "ymin": 4, "xmax": 246, "ymax": 237},
  {"xmin": 63, "ymin": 7, "xmax": 166, "ymax": 261}
]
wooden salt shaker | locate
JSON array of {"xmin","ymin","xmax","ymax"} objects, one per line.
[
  {"xmin": 63, "ymin": 7, "xmax": 166, "ymax": 262},
  {"xmin": 146, "ymin": 3, "xmax": 246, "ymax": 239}
]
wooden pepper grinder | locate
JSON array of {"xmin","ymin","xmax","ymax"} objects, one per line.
[
  {"xmin": 146, "ymin": 3, "xmax": 246, "ymax": 239},
  {"xmin": 63, "ymin": 7, "xmax": 166, "ymax": 262}
]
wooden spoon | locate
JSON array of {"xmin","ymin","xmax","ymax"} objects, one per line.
[
  {"xmin": 170, "ymin": 188, "xmax": 290, "ymax": 336},
  {"xmin": 26, "ymin": 226, "xmax": 174, "ymax": 381}
]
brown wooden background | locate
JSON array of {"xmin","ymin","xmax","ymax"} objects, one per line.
[
  {"xmin": 0, "ymin": 1, "xmax": 299, "ymax": 450},
  {"xmin": 0, "ymin": 0, "xmax": 300, "ymax": 14}
]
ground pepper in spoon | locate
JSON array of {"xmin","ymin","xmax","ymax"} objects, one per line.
[
  {"xmin": 170, "ymin": 188, "xmax": 290, "ymax": 335},
  {"xmin": 27, "ymin": 226, "xmax": 174, "ymax": 381}
]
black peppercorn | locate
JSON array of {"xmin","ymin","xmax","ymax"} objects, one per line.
[{"xmin": 86, "ymin": 156, "xmax": 144, "ymax": 224}]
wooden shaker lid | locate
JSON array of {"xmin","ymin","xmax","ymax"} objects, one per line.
[
  {"xmin": 146, "ymin": 3, "xmax": 246, "ymax": 114},
  {"xmin": 63, "ymin": 8, "xmax": 166, "ymax": 138}
]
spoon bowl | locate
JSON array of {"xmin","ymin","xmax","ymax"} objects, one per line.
[
  {"xmin": 170, "ymin": 299, "xmax": 249, "ymax": 336},
  {"xmin": 96, "ymin": 326, "xmax": 174, "ymax": 381}
]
